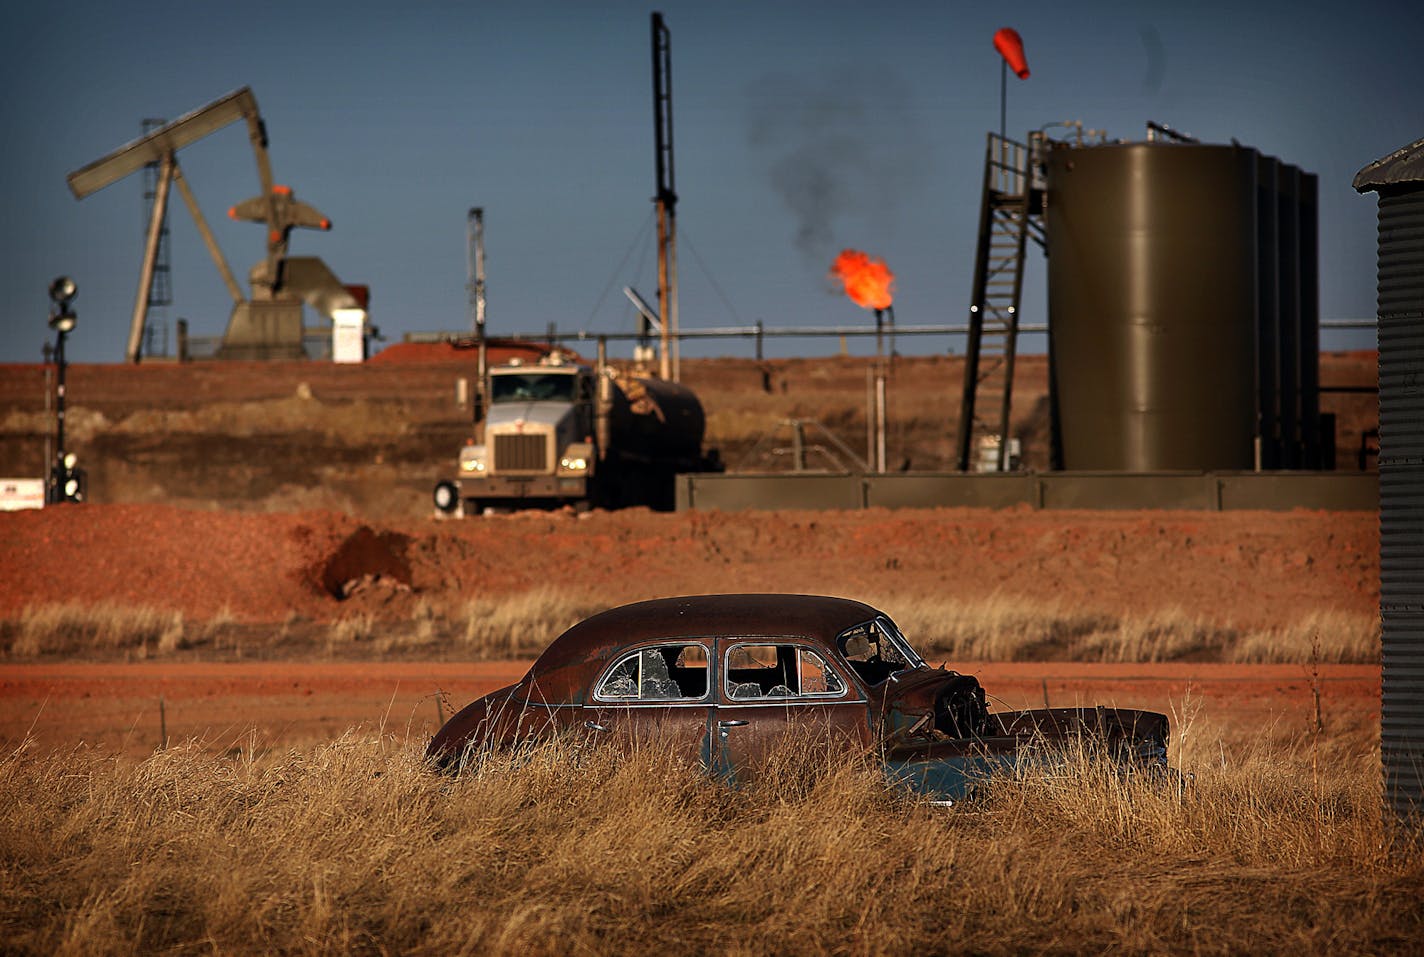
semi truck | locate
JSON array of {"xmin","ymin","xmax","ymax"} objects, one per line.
[{"xmin": 433, "ymin": 352, "xmax": 720, "ymax": 515}]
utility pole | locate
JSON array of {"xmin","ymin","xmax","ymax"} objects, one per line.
[
  {"xmin": 46, "ymin": 278, "xmax": 83, "ymax": 504},
  {"xmin": 651, "ymin": 11, "xmax": 679, "ymax": 381},
  {"xmin": 467, "ymin": 207, "xmax": 487, "ymax": 421},
  {"xmin": 468, "ymin": 207, "xmax": 486, "ymax": 337}
]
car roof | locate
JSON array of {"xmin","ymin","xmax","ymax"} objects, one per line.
[{"xmin": 532, "ymin": 594, "xmax": 882, "ymax": 673}]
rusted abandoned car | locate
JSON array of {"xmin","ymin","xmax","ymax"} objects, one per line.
[{"xmin": 427, "ymin": 594, "xmax": 1170, "ymax": 798}]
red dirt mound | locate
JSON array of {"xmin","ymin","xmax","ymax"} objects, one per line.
[
  {"xmin": 318, "ymin": 527, "xmax": 412, "ymax": 599},
  {"xmin": 370, "ymin": 338, "xmax": 582, "ymax": 365}
]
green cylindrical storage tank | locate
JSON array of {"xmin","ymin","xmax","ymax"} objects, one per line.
[
  {"xmin": 1255, "ymin": 155, "xmax": 1282, "ymax": 469},
  {"xmin": 1046, "ymin": 142, "xmax": 1259, "ymax": 470}
]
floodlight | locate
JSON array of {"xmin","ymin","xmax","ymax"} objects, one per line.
[{"xmin": 49, "ymin": 276, "xmax": 77, "ymax": 306}]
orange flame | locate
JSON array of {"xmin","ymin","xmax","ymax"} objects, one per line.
[{"xmin": 830, "ymin": 249, "xmax": 894, "ymax": 310}]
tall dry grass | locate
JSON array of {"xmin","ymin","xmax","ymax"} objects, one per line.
[
  {"xmin": 454, "ymin": 585, "xmax": 607, "ymax": 659},
  {"xmin": 325, "ymin": 598, "xmax": 440, "ymax": 655},
  {"xmin": 1231, "ymin": 609, "xmax": 1381, "ymax": 664},
  {"xmin": 319, "ymin": 588, "xmax": 604, "ymax": 659},
  {"xmin": 2, "ymin": 603, "xmax": 186, "ymax": 658},
  {"xmin": 1, "ymin": 593, "xmax": 1378, "ymax": 665},
  {"xmin": 884, "ymin": 592, "xmax": 1114, "ymax": 659},
  {"xmin": 110, "ymin": 395, "xmax": 417, "ymax": 441},
  {"xmin": 874, "ymin": 593, "xmax": 1378, "ymax": 665},
  {"xmin": 1, "ymin": 721, "xmax": 1419, "ymax": 955}
]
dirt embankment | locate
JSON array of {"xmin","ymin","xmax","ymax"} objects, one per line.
[
  {"xmin": 0, "ymin": 503, "xmax": 1377, "ymax": 631},
  {"xmin": 0, "ymin": 501, "xmax": 1380, "ymax": 756}
]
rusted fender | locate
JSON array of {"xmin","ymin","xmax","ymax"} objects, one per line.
[
  {"xmin": 883, "ymin": 706, "xmax": 1170, "ymax": 800},
  {"xmin": 426, "ymin": 683, "xmax": 519, "ymax": 769}
]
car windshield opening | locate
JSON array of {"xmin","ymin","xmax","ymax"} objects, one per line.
[
  {"xmin": 490, "ymin": 373, "xmax": 576, "ymax": 403},
  {"xmin": 836, "ymin": 617, "xmax": 923, "ymax": 686}
]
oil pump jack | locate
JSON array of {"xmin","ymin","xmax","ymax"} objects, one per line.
[{"xmin": 66, "ymin": 86, "xmax": 368, "ymax": 362}]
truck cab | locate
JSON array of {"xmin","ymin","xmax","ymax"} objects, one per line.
[
  {"xmin": 443, "ymin": 357, "xmax": 599, "ymax": 514},
  {"xmin": 433, "ymin": 352, "xmax": 717, "ymax": 516}
]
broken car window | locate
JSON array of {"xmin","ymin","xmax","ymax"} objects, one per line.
[
  {"xmin": 724, "ymin": 644, "xmax": 847, "ymax": 699},
  {"xmin": 798, "ymin": 650, "xmax": 845, "ymax": 695},
  {"xmin": 836, "ymin": 617, "xmax": 923, "ymax": 686},
  {"xmin": 595, "ymin": 644, "xmax": 709, "ymax": 701}
]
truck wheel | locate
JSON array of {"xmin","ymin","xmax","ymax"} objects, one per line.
[{"xmin": 433, "ymin": 481, "xmax": 460, "ymax": 514}]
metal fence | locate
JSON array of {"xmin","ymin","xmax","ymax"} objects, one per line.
[
  {"xmin": 676, "ymin": 470, "xmax": 1378, "ymax": 513},
  {"xmin": 401, "ymin": 318, "xmax": 1374, "ymax": 362}
]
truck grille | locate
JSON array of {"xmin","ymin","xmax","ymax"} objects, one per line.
[{"xmin": 494, "ymin": 434, "xmax": 548, "ymax": 471}]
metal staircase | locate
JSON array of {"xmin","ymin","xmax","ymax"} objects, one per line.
[{"xmin": 954, "ymin": 132, "xmax": 1047, "ymax": 471}]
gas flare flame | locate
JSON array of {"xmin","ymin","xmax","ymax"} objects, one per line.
[{"xmin": 830, "ymin": 249, "xmax": 894, "ymax": 310}]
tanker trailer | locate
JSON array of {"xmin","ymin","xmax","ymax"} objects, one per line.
[{"xmin": 432, "ymin": 354, "xmax": 720, "ymax": 515}]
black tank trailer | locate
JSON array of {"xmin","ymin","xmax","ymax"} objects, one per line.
[{"xmin": 433, "ymin": 353, "xmax": 721, "ymax": 515}]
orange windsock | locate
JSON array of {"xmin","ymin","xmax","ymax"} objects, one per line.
[
  {"xmin": 993, "ymin": 27, "xmax": 1030, "ymax": 79},
  {"xmin": 830, "ymin": 249, "xmax": 894, "ymax": 310}
]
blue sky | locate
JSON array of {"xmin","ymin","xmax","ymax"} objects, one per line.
[{"xmin": 1, "ymin": 0, "xmax": 1417, "ymax": 364}]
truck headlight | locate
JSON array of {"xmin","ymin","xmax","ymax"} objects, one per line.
[
  {"xmin": 459, "ymin": 445, "xmax": 487, "ymax": 473},
  {"xmin": 558, "ymin": 442, "xmax": 593, "ymax": 474}
]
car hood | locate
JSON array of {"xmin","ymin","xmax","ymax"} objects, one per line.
[
  {"xmin": 874, "ymin": 665, "xmax": 984, "ymax": 711},
  {"xmin": 486, "ymin": 401, "xmax": 573, "ymax": 432}
]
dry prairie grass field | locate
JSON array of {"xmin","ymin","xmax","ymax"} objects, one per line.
[
  {"xmin": 0, "ymin": 348, "xmax": 1387, "ymax": 955},
  {"xmin": 2, "ymin": 720, "xmax": 1420, "ymax": 956}
]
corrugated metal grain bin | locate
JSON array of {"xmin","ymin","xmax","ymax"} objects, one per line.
[{"xmin": 1355, "ymin": 138, "xmax": 1424, "ymax": 821}]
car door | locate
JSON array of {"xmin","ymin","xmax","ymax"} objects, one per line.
[
  {"xmin": 711, "ymin": 639, "xmax": 871, "ymax": 780},
  {"xmin": 581, "ymin": 641, "xmax": 715, "ymax": 764}
]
